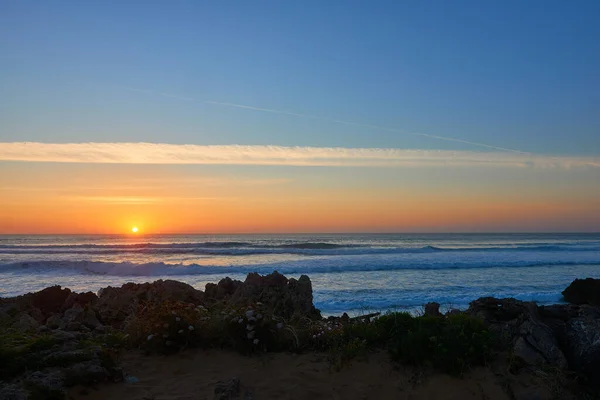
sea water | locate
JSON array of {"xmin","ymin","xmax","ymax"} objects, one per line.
[{"xmin": 1, "ymin": 233, "xmax": 599, "ymax": 315}]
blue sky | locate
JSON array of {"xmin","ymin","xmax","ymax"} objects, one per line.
[{"xmin": 1, "ymin": 0, "xmax": 599, "ymax": 155}]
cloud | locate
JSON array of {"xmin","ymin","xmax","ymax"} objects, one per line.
[{"xmin": 0, "ymin": 142, "xmax": 598, "ymax": 168}]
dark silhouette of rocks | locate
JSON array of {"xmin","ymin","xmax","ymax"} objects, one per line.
[{"xmin": 562, "ymin": 278, "xmax": 600, "ymax": 306}]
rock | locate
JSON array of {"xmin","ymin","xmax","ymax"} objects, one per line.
[
  {"xmin": 62, "ymin": 291, "xmax": 98, "ymax": 310},
  {"xmin": 46, "ymin": 314, "xmax": 65, "ymax": 330},
  {"xmin": 562, "ymin": 278, "xmax": 600, "ymax": 306},
  {"xmin": 214, "ymin": 378, "xmax": 240, "ymax": 400},
  {"xmin": 205, "ymin": 277, "xmax": 242, "ymax": 300},
  {"xmin": 31, "ymin": 286, "xmax": 72, "ymax": 315},
  {"xmin": 63, "ymin": 361, "xmax": 110, "ymax": 386},
  {"xmin": 13, "ymin": 313, "xmax": 40, "ymax": 331},
  {"xmin": 468, "ymin": 297, "xmax": 529, "ymax": 322},
  {"xmin": 205, "ymin": 272, "xmax": 320, "ymax": 320},
  {"xmin": 26, "ymin": 370, "xmax": 64, "ymax": 393},
  {"xmin": 66, "ymin": 321, "xmax": 88, "ymax": 332},
  {"xmin": 95, "ymin": 280, "xmax": 204, "ymax": 327},
  {"xmin": 468, "ymin": 297, "xmax": 568, "ymax": 370},
  {"xmin": 424, "ymin": 302, "xmax": 442, "ymax": 317},
  {"xmin": 446, "ymin": 308, "xmax": 462, "ymax": 316},
  {"xmin": 518, "ymin": 320, "xmax": 567, "ymax": 369},
  {"xmin": 562, "ymin": 317, "xmax": 600, "ymax": 383},
  {"xmin": 0, "ymin": 383, "xmax": 28, "ymax": 400},
  {"xmin": 514, "ymin": 336, "xmax": 547, "ymax": 366},
  {"xmin": 341, "ymin": 312, "xmax": 350, "ymax": 323},
  {"xmin": 82, "ymin": 307, "xmax": 101, "ymax": 329},
  {"xmin": 50, "ymin": 329, "xmax": 77, "ymax": 342},
  {"xmin": 63, "ymin": 304, "xmax": 84, "ymax": 323}
]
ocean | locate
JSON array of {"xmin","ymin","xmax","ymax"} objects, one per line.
[{"xmin": 0, "ymin": 233, "xmax": 599, "ymax": 315}]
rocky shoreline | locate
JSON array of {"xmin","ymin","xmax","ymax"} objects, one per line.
[{"xmin": 1, "ymin": 273, "xmax": 599, "ymax": 399}]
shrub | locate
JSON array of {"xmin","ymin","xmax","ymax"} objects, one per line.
[
  {"xmin": 126, "ymin": 301, "xmax": 300, "ymax": 354},
  {"xmin": 382, "ymin": 313, "xmax": 492, "ymax": 374}
]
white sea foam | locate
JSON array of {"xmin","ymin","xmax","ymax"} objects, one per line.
[{"xmin": 1, "ymin": 233, "xmax": 599, "ymax": 314}]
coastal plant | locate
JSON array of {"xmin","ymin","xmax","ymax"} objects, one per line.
[
  {"xmin": 0, "ymin": 329, "xmax": 60, "ymax": 380},
  {"xmin": 125, "ymin": 300, "xmax": 300, "ymax": 354},
  {"xmin": 127, "ymin": 300, "xmax": 208, "ymax": 353},
  {"xmin": 384, "ymin": 313, "xmax": 492, "ymax": 374}
]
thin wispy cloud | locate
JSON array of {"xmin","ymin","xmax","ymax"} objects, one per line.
[
  {"xmin": 1, "ymin": 142, "xmax": 599, "ymax": 168},
  {"xmin": 126, "ymin": 87, "xmax": 529, "ymax": 154}
]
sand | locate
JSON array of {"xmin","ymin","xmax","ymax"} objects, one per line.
[{"xmin": 68, "ymin": 349, "xmax": 560, "ymax": 400}]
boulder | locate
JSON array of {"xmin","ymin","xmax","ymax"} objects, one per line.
[
  {"xmin": 31, "ymin": 286, "xmax": 72, "ymax": 315},
  {"xmin": 229, "ymin": 272, "xmax": 320, "ymax": 319},
  {"xmin": 205, "ymin": 277, "xmax": 242, "ymax": 301},
  {"xmin": 95, "ymin": 280, "xmax": 204, "ymax": 327},
  {"xmin": 46, "ymin": 314, "xmax": 65, "ymax": 330},
  {"xmin": 467, "ymin": 297, "xmax": 568, "ymax": 369},
  {"xmin": 204, "ymin": 272, "xmax": 320, "ymax": 319},
  {"xmin": 62, "ymin": 291, "xmax": 98, "ymax": 310},
  {"xmin": 562, "ymin": 278, "xmax": 600, "ymax": 306},
  {"xmin": 63, "ymin": 303, "xmax": 85, "ymax": 324},
  {"xmin": 424, "ymin": 302, "xmax": 442, "ymax": 317},
  {"xmin": 214, "ymin": 378, "xmax": 240, "ymax": 400},
  {"xmin": 517, "ymin": 320, "xmax": 567, "ymax": 369},
  {"xmin": 562, "ymin": 316, "xmax": 600, "ymax": 383},
  {"xmin": 13, "ymin": 313, "xmax": 40, "ymax": 332},
  {"xmin": 63, "ymin": 361, "xmax": 110, "ymax": 386}
]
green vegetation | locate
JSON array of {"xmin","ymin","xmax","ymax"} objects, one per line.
[
  {"xmin": 125, "ymin": 301, "xmax": 495, "ymax": 375},
  {"xmin": 0, "ymin": 329, "xmax": 60, "ymax": 380}
]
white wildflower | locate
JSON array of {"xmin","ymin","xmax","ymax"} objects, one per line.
[
  {"xmin": 253, "ymin": 338, "xmax": 259, "ymax": 345},
  {"xmin": 245, "ymin": 310, "xmax": 254, "ymax": 319},
  {"xmin": 246, "ymin": 324, "xmax": 254, "ymax": 331},
  {"xmin": 178, "ymin": 329, "xmax": 183, "ymax": 334},
  {"xmin": 188, "ymin": 325, "xmax": 194, "ymax": 331},
  {"xmin": 238, "ymin": 318, "xmax": 244, "ymax": 324},
  {"xmin": 312, "ymin": 335, "xmax": 316, "ymax": 339},
  {"xmin": 248, "ymin": 316, "xmax": 256, "ymax": 322},
  {"xmin": 256, "ymin": 314, "xmax": 263, "ymax": 320},
  {"xmin": 328, "ymin": 327, "xmax": 332, "ymax": 331},
  {"xmin": 147, "ymin": 334, "xmax": 154, "ymax": 341}
]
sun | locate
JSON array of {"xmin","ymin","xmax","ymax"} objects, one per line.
[{"xmin": 131, "ymin": 226, "xmax": 139, "ymax": 233}]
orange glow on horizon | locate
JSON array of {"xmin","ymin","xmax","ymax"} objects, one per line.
[{"xmin": 1, "ymin": 163, "xmax": 598, "ymax": 234}]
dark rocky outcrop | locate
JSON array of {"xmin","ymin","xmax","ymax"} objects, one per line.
[
  {"xmin": 95, "ymin": 279, "xmax": 205, "ymax": 327},
  {"xmin": 204, "ymin": 271, "xmax": 321, "ymax": 320},
  {"xmin": 63, "ymin": 291, "xmax": 98, "ymax": 310},
  {"xmin": 468, "ymin": 290, "xmax": 600, "ymax": 386},
  {"xmin": 31, "ymin": 286, "xmax": 72, "ymax": 315},
  {"xmin": 562, "ymin": 278, "xmax": 600, "ymax": 306},
  {"xmin": 424, "ymin": 302, "xmax": 442, "ymax": 317}
]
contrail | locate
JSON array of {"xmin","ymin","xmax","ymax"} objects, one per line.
[
  {"xmin": 125, "ymin": 87, "xmax": 530, "ymax": 154},
  {"xmin": 2, "ymin": 142, "xmax": 599, "ymax": 168}
]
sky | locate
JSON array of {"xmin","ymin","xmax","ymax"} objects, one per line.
[{"xmin": 0, "ymin": 0, "xmax": 599, "ymax": 233}]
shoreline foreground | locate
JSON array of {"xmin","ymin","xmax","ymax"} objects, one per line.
[{"xmin": 1, "ymin": 272, "xmax": 599, "ymax": 399}]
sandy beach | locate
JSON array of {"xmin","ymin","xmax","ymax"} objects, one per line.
[{"xmin": 69, "ymin": 349, "xmax": 550, "ymax": 400}]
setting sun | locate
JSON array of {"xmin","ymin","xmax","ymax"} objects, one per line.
[{"xmin": 131, "ymin": 226, "xmax": 139, "ymax": 233}]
